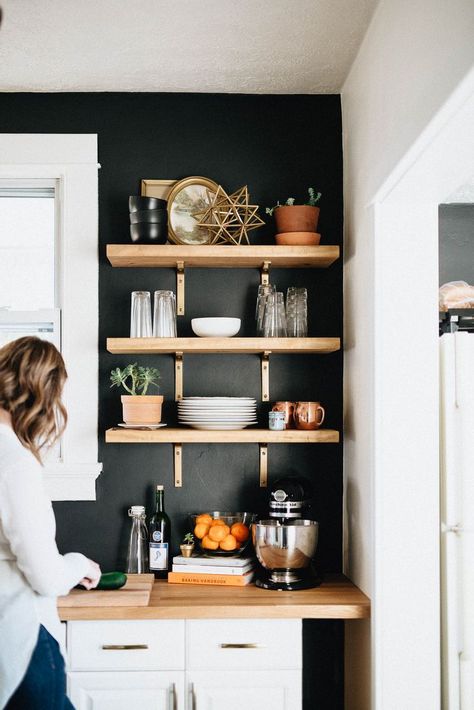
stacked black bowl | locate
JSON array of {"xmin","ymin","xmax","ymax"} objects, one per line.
[{"xmin": 129, "ymin": 196, "xmax": 168, "ymax": 243}]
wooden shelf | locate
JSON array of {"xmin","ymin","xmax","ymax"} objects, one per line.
[
  {"xmin": 105, "ymin": 428, "xmax": 339, "ymax": 444},
  {"xmin": 58, "ymin": 575, "xmax": 370, "ymax": 621},
  {"xmin": 106, "ymin": 244, "xmax": 340, "ymax": 269},
  {"xmin": 106, "ymin": 337, "xmax": 340, "ymax": 355}
]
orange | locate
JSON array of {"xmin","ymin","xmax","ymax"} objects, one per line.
[
  {"xmin": 202, "ymin": 535, "xmax": 219, "ymax": 550},
  {"xmin": 194, "ymin": 522, "xmax": 210, "ymax": 539},
  {"xmin": 230, "ymin": 522, "xmax": 249, "ymax": 542},
  {"xmin": 219, "ymin": 533, "xmax": 237, "ymax": 551},
  {"xmin": 209, "ymin": 519, "xmax": 226, "ymax": 526},
  {"xmin": 208, "ymin": 524, "xmax": 230, "ymax": 542},
  {"xmin": 196, "ymin": 514, "xmax": 213, "ymax": 525}
]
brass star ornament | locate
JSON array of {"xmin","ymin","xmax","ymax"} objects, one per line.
[{"xmin": 194, "ymin": 185, "xmax": 264, "ymax": 245}]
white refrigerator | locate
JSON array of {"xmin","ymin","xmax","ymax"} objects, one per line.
[{"xmin": 440, "ymin": 332, "xmax": 474, "ymax": 709}]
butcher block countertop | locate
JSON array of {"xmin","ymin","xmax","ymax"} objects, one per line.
[{"xmin": 58, "ymin": 574, "xmax": 370, "ymax": 621}]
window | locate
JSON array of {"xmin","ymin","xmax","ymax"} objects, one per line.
[
  {"xmin": 0, "ymin": 183, "xmax": 60, "ymax": 348},
  {"xmin": 0, "ymin": 135, "xmax": 102, "ymax": 500}
]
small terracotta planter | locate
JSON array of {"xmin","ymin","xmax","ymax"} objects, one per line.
[
  {"xmin": 121, "ymin": 395, "xmax": 164, "ymax": 424},
  {"xmin": 274, "ymin": 205, "xmax": 320, "ymax": 233}
]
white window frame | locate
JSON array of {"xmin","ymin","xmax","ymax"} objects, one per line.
[{"xmin": 0, "ymin": 134, "xmax": 102, "ymax": 500}]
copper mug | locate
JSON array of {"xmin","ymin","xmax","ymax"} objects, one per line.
[
  {"xmin": 271, "ymin": 401, "xmax": 296, "ymax": 429},
  {"xmin": 293, "ymin": 401, "xmax": 325, "ymax": 430}
]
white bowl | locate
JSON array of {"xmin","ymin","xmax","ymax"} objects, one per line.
[{"xmin": 191, "ymin": 317, "xmax": 241, "ymax": 338}]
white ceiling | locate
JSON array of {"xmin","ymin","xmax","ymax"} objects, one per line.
[{"xmin": 0, "ymin": 0, "xmax": 378, "ymax": 93}]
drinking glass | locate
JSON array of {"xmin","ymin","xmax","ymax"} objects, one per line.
[
  {"xmin": 153, "ymin": 290, "xmax": 177, "ymax": 337},
  {"xmin": 263, "ymin": 291, "xmax": 287, "ymax": 337},
  {"xmin": 130, "ymin": 291, "xmax": 152, "ymax": 337},
  {"xmin": 286, "ymin": 287, "xmax": 308, "ymax": 337},
  {"xmin": 255, "ymin": 283, "xmax": 276, "ymax": 335}
]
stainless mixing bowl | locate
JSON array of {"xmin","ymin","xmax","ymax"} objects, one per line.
[{"xmin": 252, "ymin": 519, "xmax": 319, "ymax": 584}]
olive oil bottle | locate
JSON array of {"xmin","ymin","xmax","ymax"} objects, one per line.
[{"xmin": 148, "ymin": 485, "xmax": 171, "ymax": 579}]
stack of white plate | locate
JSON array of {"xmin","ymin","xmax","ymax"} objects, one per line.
[{"xmin": 178, "ymin": 397, "xmax": 257, "ymax": 430}]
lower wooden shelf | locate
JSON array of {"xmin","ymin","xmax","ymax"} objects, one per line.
[
  {"xmin": 105, "ymin": 427, "xmax": 340, "ymax": 488},
  {"xmin": 105, "ymin": 427, "xmax": 339, "ymax": 444}
]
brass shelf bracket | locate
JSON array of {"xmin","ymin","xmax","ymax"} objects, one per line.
[
  {"xmin": 175, "ymin": 352, "xmax": 184, "ymax": 401},
  {"xmin": 259, "ymin": 444, "xmax": 268, "ymax": 487},
  {"xmin": 174, "ymin": 444, "xmax": 183, "ymax": 487},
  {"xmin": 260, "ymin": 260, "xmax": 271, "ymax": 285},
  {"xmin": 261, "ymin": 350, "xmax": 271, "ymax": 401},
  {"xmin": 176, "ymin": 261, "xmax": 185, "ymax": 316}
]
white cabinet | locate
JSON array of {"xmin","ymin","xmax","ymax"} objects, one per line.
[
  {"xmin": 67, "ymin": 620, "xmax": 185, "ymax": 671},
  {"xmin": 187, "ymin": 670, "xmax": 301, "ymax": 710},
  {"xmin": 66, "ymin": 618, "xmax": 301, "ymax": 710},
  {"xmin": 68, "ymin": 671, "xmax": 183, "ymax": 710}
]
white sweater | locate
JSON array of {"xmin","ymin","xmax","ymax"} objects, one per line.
[{"xmin": 0, "ymin": 424, "xmax": 93, "ymax": 709}]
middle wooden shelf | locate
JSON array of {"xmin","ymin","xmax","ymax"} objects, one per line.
[
  {"xmin": 106, "ymin": 337, "xmax": 340, "ymax": 355},
  {"xmin": 107, "ymin": 337, "xmax": 340, "ymax": 402}
]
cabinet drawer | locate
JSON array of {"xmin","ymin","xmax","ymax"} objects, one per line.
[
  {"xmin": 67, "ymin": 620, "xmax": 185, "ymax": 671},
  {"xmin": 186, "ymin": 619, "xmax": 301, "ymax": 671}
]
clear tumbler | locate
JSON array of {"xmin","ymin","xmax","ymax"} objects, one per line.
[
  {"xmin": 153, "ymin": 290, "xmax": 177, "ymax": 337},
  {"xmin": 130, "ymin": 291, "xmax": 152, "ymax": 337}
]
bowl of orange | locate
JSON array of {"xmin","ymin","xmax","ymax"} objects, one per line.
[{"xmin": 190, "ymin": 511, "xmax": 255, "ymax": 556}]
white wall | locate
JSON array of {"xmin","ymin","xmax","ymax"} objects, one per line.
[{"xmin": 342, "ymin": 1, "xmax": 474, "ymax": 708}]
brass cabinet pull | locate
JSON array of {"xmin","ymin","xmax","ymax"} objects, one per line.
[
  {"xmin": 219, "ymin": 642, "xmax": 264, "ymax": 649},
  {"xmin": 170, "ymin": 683, "xmax": 177, "ymax": 710},
  {"xmin": 101, "ymin": 644, "xmax": 149, "ymax": 650}
]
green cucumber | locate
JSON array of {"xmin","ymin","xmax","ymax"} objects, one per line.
[{"xmin": 97, "ymin": 572, "xmax": 127, "ymax": 590}]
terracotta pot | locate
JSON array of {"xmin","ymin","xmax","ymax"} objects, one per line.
[
  {"xmin": 274, "ymin": 205, "xmax": 320, "ymax": 233},
  {"xmin": 121, "ymin": 395, "xmax": 164, "ymax": 424},
  {"xmin": 275, "ymin": 232, "xmax": 321, "ymax": 246},
  {"xmin": 272, "ymin": 401, "xmax": 296, "ymax": 429},
  {"xmin": 293, "ymin": 401, "xmax": 325, "ymax": 430}
]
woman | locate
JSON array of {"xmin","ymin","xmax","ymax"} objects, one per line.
[{"xmin": 0, "ymin": 337, "xmax": 101, "ymax": 709}]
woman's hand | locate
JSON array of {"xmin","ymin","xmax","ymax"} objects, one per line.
[{"xmin": 79, "ymin": 560, "xmax": 101, "ymax": 590}]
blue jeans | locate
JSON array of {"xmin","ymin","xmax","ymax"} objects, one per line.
[{"xmin": 6, "ymin": 625, "xmax": 74, "ymax": 710}]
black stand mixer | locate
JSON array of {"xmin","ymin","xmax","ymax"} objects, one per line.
[{"xmin": 253, "ymin": 476, "xmax": 321, "ymax": 591}]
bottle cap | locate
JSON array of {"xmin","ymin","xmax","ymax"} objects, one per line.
[
  {"xmin": 129, "ymin": 505, "xmax": 145, "ymax": 516},
  {"xmin": 156, "ymin": 484, "xmax": 164, "ymax": 491}
]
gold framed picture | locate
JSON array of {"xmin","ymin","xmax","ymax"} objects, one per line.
[{"xmin": 165, "ymin": 176, "xmax": 219, "ymax": 245}]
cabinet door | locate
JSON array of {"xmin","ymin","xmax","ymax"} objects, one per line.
[
  {"xmin": 186, "ymin": 670, "xmax": 301, "ymax": 710},
  {"xmin": 68, "ymin": 671, "xmax": 184, "ymax": 710}
]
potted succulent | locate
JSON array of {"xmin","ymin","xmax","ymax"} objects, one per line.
[
  {"xmin": 110, "ymin": 363, "xmax": 162, "ymax": 424},
  {"xmin": 180, "ymin": 533, "xmax": 195, "ymax": 558},
  {"xmin": 266, "ymin": 187, "xmax": 322, "ymax": 235}
]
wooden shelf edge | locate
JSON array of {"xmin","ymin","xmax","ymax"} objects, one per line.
[
  {"xmin": 105, "ymin": 428, "xmax": 340, "ymax": 444},
  {"xmin": 106, "ymin": 337, "xmax": 341, "ymax": 355},
  {"xmin": 106, "ymin": 244, "xmax": 340, "ymax": 269}
]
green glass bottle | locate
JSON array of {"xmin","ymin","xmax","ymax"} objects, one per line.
[{"xmin": 148, "ymin": 485, "xmax": 171, "ymax": 579}]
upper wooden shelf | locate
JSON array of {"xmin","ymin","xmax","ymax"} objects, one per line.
[
  {"xmin": 106, "ymin": 244, "xmax": 340, "ymax": 269},
  {"xmin": 106, "ymin": 337, "xmax": 340, "ymax": 355},
  {"xmin": 105, "ymin": 427, "xmax": 340, "ymax": 444}
]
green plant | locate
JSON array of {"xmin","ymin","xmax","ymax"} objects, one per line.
[
  {"xmin": 265, "ymin": 187, "xmax": 322, "ymax": 216},
  {"xmin": 182, "ymin": 533, "xmax": 195, "ymax": 545},
  {"xmin": 110, "ymin": 364, "xmax": 161, "ymax": 396}
]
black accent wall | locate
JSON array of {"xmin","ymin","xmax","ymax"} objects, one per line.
[{"xmin": 0, "ymin": 93, "xmax": 344, "ymax": 708}]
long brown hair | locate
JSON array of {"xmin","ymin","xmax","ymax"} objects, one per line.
[{"xmin": 0, "ymin": 337, "xmax": 67, "ymax": 461}]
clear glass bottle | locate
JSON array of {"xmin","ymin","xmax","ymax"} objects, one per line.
[
  {"xmin": 126, "ymin": 505, "xmax": 148, "ymax": 574},
  {"xmin": 149, "ymin": 485, "xmax": 171, "ymax": 579}
]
